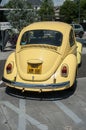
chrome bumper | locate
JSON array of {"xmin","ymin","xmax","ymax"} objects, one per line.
[{"xmin": 2, "ymin": 77, "xmax": 70, "ymax": 90}]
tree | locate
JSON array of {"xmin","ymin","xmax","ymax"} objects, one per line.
[
  {"xmin": 59, "ymin": 0, "xmax": 86, "ymax": 24},
  {"xmin": 4, "ymin": 0, "xmax": 37, "ymax": 31},
  {"xmin": 39, "ymin": 0, "xmax": 55, "ymax": 21},
  {"xmin": 79, "ymin": 0, "xmax": 86, "ymax": 23},
  {"xmin": 59, "ymin": 0, "xmax": 78, "ymax": 23}
]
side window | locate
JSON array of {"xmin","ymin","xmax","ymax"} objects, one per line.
[{"xmin": 69, "ymin": 29, "xmax": 75, "ymax": 47}]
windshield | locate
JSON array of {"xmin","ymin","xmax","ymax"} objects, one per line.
[{"xmin": 20, "ymin": 30, "xmax": 63, "ymax": 46}]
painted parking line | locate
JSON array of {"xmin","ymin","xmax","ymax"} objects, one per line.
[
  {"xmin": 0, "ymin": 101, "xmax": 48, "ymax": 130},
  {"xmin": 54, "ymin": 101, "xmax": 83, "ymax": 124},
  {"xmin": 18, "ymin": 99, "xmax": 26, "ymax": 130}
]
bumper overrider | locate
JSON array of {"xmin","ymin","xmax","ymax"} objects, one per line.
[{"xmin": 2, "ymin": 77, "xmax": 70, "ymax": 92}]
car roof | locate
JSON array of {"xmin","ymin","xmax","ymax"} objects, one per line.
[{"xmin": 22, "ymin": 21, "xmax": 71, "ymax": 34}]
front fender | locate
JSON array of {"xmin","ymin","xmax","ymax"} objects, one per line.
[
  {"xmin": 77, "ymin": 41, "xmax": 82, "ymax": 65},
  {"xmin": 3, "ymin": 52, "xmax": 17, "ymax": 80}
]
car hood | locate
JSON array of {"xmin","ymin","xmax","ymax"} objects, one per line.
[{"xmin": 16, "ymin": 46, "xmax": 62, "ymax": 81}]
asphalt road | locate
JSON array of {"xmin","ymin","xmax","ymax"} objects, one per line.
[
  {"xmin": 0, "ymin": 77, "xmax": 86, "ymax": 130},
  {"xmin": 77, "ymin": 54, "xmax": 86, "ymax": 78},
  {"xmin": 0, "ymin": 45, "xmax": 86, "ymax": 130}
]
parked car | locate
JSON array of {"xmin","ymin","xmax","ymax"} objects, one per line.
[
  {"xmin": 76, "ymin": 37, "xmax": 86, "ymax": 47},
  {"xmin": 0, "ymin": 29, "xmax": 10, "ymax": 51},
  {"xmin": 2, "ymin": 22, "xmax": 82, "ymax": 92},
  {"xmin": 71, "ymin": 23, "xmax": 84, "ymax": 38}
]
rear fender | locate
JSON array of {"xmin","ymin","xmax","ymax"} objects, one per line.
[
  {"xmin": 55, "ymin": 54, "xmax": 77, "ymax": 86},
  {"xmin": 3, "ymin": 52, "xmax": 17, "ymax": 80}
]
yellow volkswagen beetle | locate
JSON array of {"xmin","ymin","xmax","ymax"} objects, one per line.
[{"xmin": 2, "ymin": 22, "xmax": 82, "ymax": 92}]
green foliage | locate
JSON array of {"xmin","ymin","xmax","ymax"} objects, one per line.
[
  {"xmin": 60, "ymin": 0, "xmax": 86, "ymax": 23},
  {"xmin": 39, "ymin": 0, "xmax": 55, "ymax": 21},
  {"xmin": 60, "ymin": 0, "xmax": 78, "ymax": 23},
  {"xmin": 4, "ymin": 0, "xmax": 37, "ymax": 31},
  {"xmin": 80, "ymin": 0, "xmax": 86, "ymax": 9},
  {"xmin": 80, "ymin": 0, "xmax": 86, "ymax": 22}
]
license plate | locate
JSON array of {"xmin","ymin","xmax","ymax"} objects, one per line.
[{"xmin": 27, "ymin": 63, "xmax": 42, "ymax": 74}]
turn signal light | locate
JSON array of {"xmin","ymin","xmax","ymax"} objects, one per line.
[
  {"xmin": 61, "ymin": 65, "xmax": 68, "ymax": 77},
  {"xmin": 6, "ymin": 63, "xmax": 12, "ymax": 74}
]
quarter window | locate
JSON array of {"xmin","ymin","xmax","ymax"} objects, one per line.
[{"xmin": 69, "ymin": 29, "xmax": 75, "ymax": 47}]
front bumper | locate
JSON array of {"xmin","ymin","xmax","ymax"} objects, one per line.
[{"xmin": 2, "ymin": 77, "xmax": 70, "ymax": 92}]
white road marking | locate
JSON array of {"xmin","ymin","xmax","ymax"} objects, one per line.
[
  {"xmin": 54, "ymin": 101, "xmax": 83, "ymax": 124},
  {"xmin": 0, "ymin": 101, "xmax": 48, "ymax": 130},
  {"xmin": 25, "ymin": 113, "xmax": 48, "ymax": 130},
  {"xmin": 18, "ymin": 99, "xmax": 26, "ymax": 130},
  {"xmin": 64, "ymin": 126, "xmax": 72, "ymax": 130}
]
